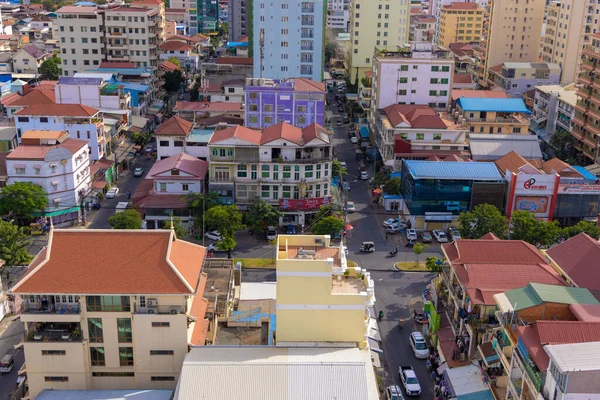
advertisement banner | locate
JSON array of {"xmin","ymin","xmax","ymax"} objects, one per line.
[
  {"xmin": 558, "ymin": 184, "xmax": 600, "ymax": 195},
  {"xmin": 515, "ymin": 196, "xmax": 549, "ymax": 214},
  {"xmin": 514, "ymin": 174, "xmax": 557, "ymax": 195},
  {"xmin": 279, "ymin": 196, "xmax": 331, "ymax": 211}
]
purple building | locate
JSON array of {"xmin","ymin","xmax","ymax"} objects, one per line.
[{"xmin": 244, "ymin": 78, "xmax": 326, "ymax": 129}]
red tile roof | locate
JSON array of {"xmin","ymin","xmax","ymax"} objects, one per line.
[
  {"xmin": 546, "ymin": 233, "xmax": 600, "ymax": 291},
  {"xmin": 542, "ymin": 158, "xmax": 581, "ymax": 178},
  {"xmin": 11, "ymin": 230, "xmax": 206, "ymax": 295},
  {"xmin": 14, "ymin": 103, "xmax": 97, "ymax": 117},
  {"xmin": 160, "ymin": 40, "xmax": 194, "ymax": 52},
  {"xmin": 494, "ymin": 151, "xmax": 539, "ymax": 174},
  {"xmin": 444, "ymin": 238, "xmax": 548, "ymax": 265},
  {"xmin": 99, "ymin": 61, "xmax": 137, "ymax": 69},
  {"xmin": 425, "ymin": 156, "xmax": 442, "ymax": 161},
  {"xmin": 189, "ymin": 275, "xmax": 208, "ymax": 320},
  {"xmin": 384, "ymin": 104, "xmax": 448, "ymax": 129},
  {"xmin": 1, "ymin": 92, "xmax": 21, "ymax": 106},
  {"xmin": 215, "ymin": 56, "xmax": 253, "ymax": 65},
  {"xmin": 261, "ymin": 122, "xmax": 304, "ymax": 145},
  {"xmin": 159, "ymin": 60, "xmax": 182, "ymax": 72},
  {"xmin": 451, "ymin": 90, "xmax": 509, "ymax": 101},
  {"xmin": 6, "ymin": 138, "xmax": 88, "ymax": 160},
  {"xmin": 166, "ymin": 34, "xmax": 201, "ymax": 43},
  {"xmin": 302, "ymin": 123, "xmax": 331, "ymax": 144},
  {"xmin": 8, "ymin": 87, "xmax": 55, "ymax": 107},
  {"xmin": 155, "ymin": 115, "xmax": 193, "ymax": 137},
  {"xmin": 453, "ymin": 73, "xmax": 473, "ymax": 84},
  {"xmin": 190, "ymin": 317, "xmax": 209, "ymax": 346},
  {"xmin": 147, "ymin": 152, "xmax": 208, "ymax": 179},
  {"xmin": 570, "ymin": 304, "xmax": 600, "ymax": 322},
  {"xmin": 293, "ymin": 78, "xmax": 326, "ymax": 93},
  {"xmin": 175, "ymin": 101, "xmax": 243, "ymax": 112},
  {"xmin": 210, "ymin": 125, "xmax": 262, "ymax": 145}
]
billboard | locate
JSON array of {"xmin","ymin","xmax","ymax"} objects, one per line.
[
  {"xmin": 279, "ymin": 197, "xmax": 331, "ymax": 211},
  {"xmin": 513, "ymin": 174, "xmax": 557, "ymax": 196},
  {"xmin": 558, "ymin": 184, "xmax": 600, "ymax": 195},
  {"xmin": 515, "ymin": 196, "xmax": 549, "ymax": 214}
]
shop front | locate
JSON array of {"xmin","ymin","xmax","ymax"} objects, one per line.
[
  {"xmin": 554, "ymin": 184, "xmax": 600, "ymax": 225},
  {"xmin": 279, "ymin": 197, "xmax": 331, "ymax": 229},
  {"xmin": 505, "ymin": 173, "xmax": 560, "ymax": 221}
]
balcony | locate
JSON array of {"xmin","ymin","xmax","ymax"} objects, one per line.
[
  {"xmin": 584, "ymin": 146, "xmax": 597, "ymax": 159},
  {"xmin": 582, "ymin": 46, "xmax": 600, "ymax": 59},
  {"xmin": 575, "ymin": 102, "xmax": 589, "ymax": 114},
  {"xmin": 514, "ymin": 348, "xmax": 544, "ymax": 394},
  {"xmin": 135, "ymin": 303, "xmax": 187, "ymax": 315},
  {"xmin": 578, "ymin": 75, "xmax": 593, "ymax": 86},
  {"xmin": 587, "ymin": 106, "xmax": 600, "ymax": 120},
  {"xmin": 577, "ymin": 87, "xmax": 593, "ymax": 99},
  {"xmin": 581, "ymin": 59, "xmax": 597, "ymax": 72},
  {"xmin": 26, "ymin": 322, "xmax": 82, "ymax": 342},
  {"xmin": 587, "ymin": 123, "xmax": 600, "ymax": 136}
]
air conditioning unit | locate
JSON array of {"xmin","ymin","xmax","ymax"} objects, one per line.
[{"xmin": 146, "ymin": 298, "xmax": 158, "ymax": 307}]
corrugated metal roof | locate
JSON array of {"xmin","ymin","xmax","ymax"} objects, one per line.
[
  {"xmin": 456, "ymin": 97, "xmax": 531, "ymax": 113},
  {"xmin": 468, "ymin": 134, "xmax": 542, "ymax": 160},
  {"xmin": 504, "ymin": 283, "xmax": 599, "ymax": 311},
  {"xmin": 35, "ymin": 390, "xmax": 173, "ymax": 400},
  {"xmin": 58, "ymin": 76, "xmax": 103, "ymax": 86},
  {"xmin": 174, "ymin": 347, "xmax": 379, "ymax": 400},
  {"xmin": 544, "ymin": 341, "xmax": 600, "ymax": 372},
  {"xmin": 404, "ymin": 160, "xmax": 504, "ymax": 181}
]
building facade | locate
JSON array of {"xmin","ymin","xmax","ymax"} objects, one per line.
[
  {"xmin": 487, "ymin": 62, "xmax": 561, "ymax": 98},
  {"xmin": 197, "ymin": 0, "xmax": 219, "ymax": 34},
  {"xmin": 326, "ymin": 0, "xmax": 350, "ymax": 31},
  {"xmin": 370, "ymin": 42, "xmax": 454, "ymax": 114},
  {"xmin": 431, "ymin": 0, "xmax": 468, "ymax": 44},
  {"xmin": 228, "ymin": 0, "xmax": 248, "ymax": 42},
  {"xmin": 251, "ymin": 0, "xmax": 324, "ymax": 82},
  {"xmin": 244, "ymin": 78, "xmax": 326, "ymax": 129},
  {"xmin": 542, "ymin": 0, "xmax": 600, "ymax": 85},
  {"xmin": 437, "ymin": 2, "xmax": 484, "ymax": 48},
  {"xmin": 9, "ymin": 229, "xmax": 207, "ymax": 399},
  {"xmin": 347, "ymin": 0, "xmax": 410, "ymax": 84},
  {"xmin": 532, "ymin": 84, "xmax": 576, "ymax": 144},
  {"xmin": 453, "ymin": 97, "xmax": 531, "ymax": 135},
  {"xmin": 409, "ymin": 14, "xmax": 435, "ymax": 42},
  {"xmin": 12, "ymin": 43, "xmax": 50, "ymax": 74}
]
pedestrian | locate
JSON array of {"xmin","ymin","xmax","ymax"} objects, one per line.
[{"xmin": 127, "ymin": 191, "xmax": 131, "ymax": 199}]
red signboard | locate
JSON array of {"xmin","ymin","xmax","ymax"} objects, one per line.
[{"xmin": 279, "ymin": 197, "xmax": 331, "ymax": 211}]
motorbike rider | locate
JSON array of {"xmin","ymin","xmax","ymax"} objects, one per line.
[{"xmin": 378, "ymin": 310, "xmax": 384, "ymax": 321}]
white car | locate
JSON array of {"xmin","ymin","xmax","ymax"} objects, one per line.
[
  {"xmin": 432, "ymin": 230, "xmax": 448, "ymax": 243},
  {"xmin": 399, "ymin": 366, "xmax": 422, "ymax": 396},
  {"xmin": 340, "ymin": 161, "xmax": 347, "ymax": 169},
  {"xmin": 266, "ymin": 226, "xmax": 277, "ymax": 240},
  {"xmin": 346, "ymin": 201, "xmax": 356, "ymax": 213},
  {"xmin": 383, "ymin": 218, "xmax": 400, "ymax": 228},
  {"xmin": 359, "ymin": 170, "xmax": 369, "ymax": 180},
  {"xmin": 448, "ymin": 227, "xmax": 461, "ymax": 241},
  {"xmin": 105, "ymin": 187, "xmax": 119, "ymax": 199},
  {"xmin": 409, "ymin": 332, "xmax": 430, "ymax": 359},
  {"xmin": 350, "ymin": 136, "xmax": 359, "ymax": 144},
  {"xmin": 406, "ymin": 229, "xmax": 418, "ymax": 241},
  {"xmin": 204, "ymin": 230, "xmax": 221, "ymax": 241}
]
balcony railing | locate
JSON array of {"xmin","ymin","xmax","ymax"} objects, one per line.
[
  {"xmin": 21, "ymin": 302, "xmax": 80, "ymax": 314},
  {"xmin": 135, "ymin": 304, "xmax": 187, "ymax": 315},
  {"xmin": 27, "ymin": 329, "xmax": 82, "ymax": 342}
]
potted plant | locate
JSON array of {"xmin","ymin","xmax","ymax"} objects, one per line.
[{"xmin": 343, "ymin": 269, "xmax": 350, "ymax": 279}]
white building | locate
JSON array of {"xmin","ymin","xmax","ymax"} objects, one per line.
[
  {"xmin": 6, "ymin": 130, "xmax": 91, "ymax": 224},
  {"xmin": 14, "ymin": 104, "xmax": 106, "ymax": 161},
  {"xmin": 371, "ymin": 42, "xmax": 454, "ymax": 113},
  {"xmin": 55, "ymin": 77, "xmax": 132, "ymax": 111},
  {"xmin": 159, "ymin": 40, "xmax": 199, "ymax": 71},
  {"xmin": 543, "ymin": 341, "xmax": 600, "ymax": 399},
  {"xmin": 205, "ymin": 79, "xmax": 245, "ymax": 103},
  {"xmin": 155, "ymin": 116, "xmax": 211, "ymax": 161},
  {"xmin": 410, "ymin": 14, "xmax": 435, "ymax": 42},
  {"xmin": 532, "ymin": 84, "xmax": 576, "ymax": 144},
  {"xmin": 327, "ymin": 0, "xmax": 350, "ymax": 31}
]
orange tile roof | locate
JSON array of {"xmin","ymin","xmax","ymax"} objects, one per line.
[
  {"xmin": 189, "ymin": 276, "xmax": 208, "ymax": 320},
  {"xmin": 302, "ymin": 123, "xmax": 330, "ymax": 144},
  {"xmin": 166, "ymin": 34, "xmax": 201, "ymax": 43},
  {"xmin": 6, "ymin": 138, "xmax": 88, "ymax": 160},
  {"xmin": 1, "ymin": 92, "xmax": 21, "ymax": 106},
  {"xmin": 190, "ymin": 318, "xmax": 209, "ymax": 346},
  {"xmin": 147, "ymin": 153, "xmax": 208, "ymax": 179},
  {"xmin": 14, "ymin": 103, "xmax": 97, "ymax": 117},
  {"xmin": 160, "ymin": 40, "xmax": 194, "ymax": 52},
  {"xmin": 494, "ymin": 151, "xmax": 537, "ymax": 174},
  {"xmin": 215, "ymin": 56, "xmax": 253, "ymax": 65},
  {"xmin": 384, "ymin": 104, "xmax": 448, "ymax": 129},
  {"xmin": 210, "ymin": 125, "xmax": 262, "ymax": 145},
  {"xmin": 159, "ymin": 60, "xmax": 182, "ymax": 72},
  {"xmin": 443, "ymin": 238, "xmax": 548, "ymax": 265},
  {"xmin": 293, "ymin": 78, "xmax": 326, "ymax": 93},
  {"xmin": 453, "ymin": 73, "xmax": 473, "ymax": 84},
  {"xmin": 546, "ymin": 233, "xmax": 600, "ymax": 291},
  {"xmin": 9, "ymin": 88, "xmax": 55, "ymax": 107},
  {"xmin": 155, "ymin": 115, "xmax": 193, "ymax": 137},
  {"xmin": 261, "ymin": 122, "xmax": 303, "ymax": 145},
  {"xmin": 542, "ymin": 158, "xmax": 581, "ymax": 177},
  {"xmin": 11, "ymin": 230, "xmax": 206, "ymax": 295}
]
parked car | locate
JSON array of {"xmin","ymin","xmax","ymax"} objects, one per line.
[
  {"xmin": 359, "ymin": 170, "xmax": 369, "ymax": 180},
  {"xmin": 386, "ymin": 385, "xmax": 405, "ymax": 400},
  {"xmin": 409, "ymin": 332, "xmax": 430, "ymax": 359},
  {"xmin": 204, "ymin": 230, "xmax": 221, "ymax": 241},
  {"xmin": 432, "ymin": 230, "xmax": 448, "ymax": 243},
  {"xmin": 420, "ymin": 231, "xmax": 433, "ymax": 243},
  {"xmin": 207, "ymin": 242, "xmax": 228, "ymax": 252},
  {"xmin": 343, "ymin": 113, "xmax": 350, "ymax": 123},
  {"xmin": 383, "ymin": 218, "xmax": 399, "ymax": 228},
  {"xmin": 342, "ymin": 182, "xmax": 351, "ymax": 191},
  {"xmin": 133, "ymin": 167, "xmax": 144, "ymax": 177},
  {"xmin": 346, "ymin": 201, "xmax": 356, "ymax": 213},
  {"xmin": 340, "ymin": 161, "xmax": 347, "ymax": 169},
  {"xmin": 266, "ymin": 226, "xmax": 277, "ymax": 240},
  {"xmin": 405, "ymin": 229, "xmax": 418, "ymax": 241},
  {"xmin": 386, "ymin": 226, "xmax": 401, "ymax": 234},
  {"xmin": 399, "ymin": 366, "xmax": 421, "ymax": 396},
  {"xmin": 105, "ymin": 187, "xmax": 119, "ymax": 199},
  {"xmin": 285, "ymin": 225, "xmax": 296, "ymax": 234},
  {"xmin": 448, "ymin": 227, "xmax": 461, "ymax": 241},
  {"xmin": 350, "ymin": 136, "xmax": 359, "ymax": 144}
]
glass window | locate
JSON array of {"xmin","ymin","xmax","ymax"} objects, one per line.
[
  {"xmin": 440, "ymin": 90, "xmax": 448, "ymax": 96},
  {"xmin": 282, "ymin": 185, "xmax": 291, "ymax": 198},
  {"xmin": 416, "ymin": 134, "xmax": 425, "ymax": 140},
  {"xmin": 431, "ymin": 66, "xmax": 439, "ymax": 72},
  {"xmin": 237, "ymin": 164, "xmax": 247, "ymax": 177},
  {"xmin": 441, "ymin": 78, "xmax": 449, "ymax": 84},
  {"xmin": 88, "ymin": 318, "xmax": 103, "ymax": 343},
  {"xmin": 305, "ymin": 165, "xmax": 313, "ymax": 178},
  {"xmin": 399, "ymin": 77, "xmax": 408, "ymax": 83},
  {"xmin": 429, "ymin": 90, "xmax": 437, "ymax": 96},
  {"xmin": 430, "ymin": 78, "xmax": 438, "ymax": 84},
  {"xmin": 119, "ymin": 347, "xmax": 134, "ymax": 366},
  {"xmin": 212, "ymin": 148, "xmax": 218, "ymax": 156},
  {"xmin": 117, "ymin": 318, "xmax": 132, "ymax": 343},
  {"xmin": 400, "ymin": 65, "xmax": 408, "ymax": 71},
  {"xmin": 90, "ymin": 347, "xmax": 105, "ymax": 366},
  {"xmin": 442, "ymin": 66, "xmax": 450, "ymax": 72},
  {"xmin": 433, "ymin": 134, "xmax": 442, "ymax": 140},
  {"xmin": 283, "ymin": 165, "xmax": 291, "ymax": 178},
  {"xmin": 261, "ymin": 185, "xmax": 270, "ymax": 198},
  {"xmin": 86, "ymin": 296, "xmax": 130, "ymax": 312},
  {"xmin": 261, "ymin": 165, "xmax": 269, "ymax": 178}
]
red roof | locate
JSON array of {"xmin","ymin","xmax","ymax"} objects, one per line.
[
  {"xmin": 210, "ymin": 125, "xmax": 262, "ymax": 145},
  {"xmin": 570, "ymin": 304, "xmax": 600, "ymax": 322},
  {"xmin": 99, "ymin": 61, "xmax": 137, "ymax": 69},
  {"xmin": 166, "ymin": 34, "xmax": 201, "ymax": 43},
  {"xmin": 443, "ymin": 2, "xmax": 479, "ymax": 10},
  {"xmin": 8, "ymin": 88, "xmax": 55, "ymax": 107},
  {"xmin": 453, "ymin": 73, "xmax": 473, "ymax": 84},
  {"xmin": 444, "ymin": 239, "xmax": 548, "ymax": 265},
  {"xmin": 293, "ymin": 78, "xmax": 326, "ymax": 93},
  {"xmin": 6, "ymin": 138, "xmax": 88, "ymax": 161},
  {"xmin": 451, "ymin": 90, "xmax": 508, "ymax": 101},
  {"xmin": 261, "ymin": 122, "xmax": 304, "ymax": 145},
  {"xmin": 175, "ymin": 101, "xmax": 243, "ymax": 112},
  {"xmin": 160, "ymin": 40, "xmax": 194, "ymax": 52},
  {"xmin": 384, "ymin": 104, "xmax": 448, "ymax": 129},
  {"xmin": 155, "ymin": 115, "xmax": 193, "ymax": 137},
  {"xmin": 546, "ymin": 233, "xmax": 600, "ymax": 291},
  {"xmin": 14, "ymin": 103, "xmax": 97, "ymax": 117},
  {"xmin": 11, "ymin": 230, "xmax": 206, "ymax": 295},
  {"xmin": 215, "ymin": 56, "xmax": 253, "ymax": 65},
  {"xmin": 147, "ymin": 152, "xmax": 208, "ymax": 179},
  {"xmin": 159, "ymin": 60, "xmax": 182, "ymax": 72}
]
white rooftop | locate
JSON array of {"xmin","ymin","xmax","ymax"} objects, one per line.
[
  {"xmin": 239, "ymin": 282, "xmax": 276, "ymax": 301},
  {"xmin": 469, "ymin": 133, "xmax": 543, "ymax": 161},
  {"xmin": 536, "ymin": 83, "xmax": 577, "ymax": 107},
  {"xmin": 544, "ymin": 341, "xmax": 600, "ymax": 372},
  {"xmin": 174, "ymin": 347, "xmax": 379, "ymax": 400}
]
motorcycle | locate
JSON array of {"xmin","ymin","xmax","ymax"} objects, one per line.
[
  {"xmin": 378, "ymin": 310, "xmax": 384, "ymax": 321},
  {"xmin": 387, "ymin": 248, "xmax": 398, "ymax": 257}
]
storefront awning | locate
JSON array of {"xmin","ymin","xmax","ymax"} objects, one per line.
[
  {"xmin": 424, "ymin": 215, "xmax": 453, "ymax": 222},
  {"xmin": 32, "ymin": 206, "xmax": 81, "ymax": 217}
]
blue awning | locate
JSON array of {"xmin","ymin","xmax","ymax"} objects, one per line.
[
  {"xmin": 226, "ymin": 42, "xmax": 249, "ymax": 48},
  {"xmin": 359, "ymin": 126, "xmax": 369, "ymax": 138},
  {"xmin": 456, "ymin": 97, "xmax": 532, "ymax": 114},
  {"xmin": 458, "ymin": 390, "xmax": 494, "ymax": 400}
]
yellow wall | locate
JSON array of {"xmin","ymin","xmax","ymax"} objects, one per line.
[
  {"xmin": 438, "ymin": 7, "xmax": 484, "ymax": 48},
  {"xmin": 277, "ymin": 310, "xmax": 365, "ymax": 343},
  {"xmin": 277, "ymin": 276, "xmax": 366, "ymax": 306}
]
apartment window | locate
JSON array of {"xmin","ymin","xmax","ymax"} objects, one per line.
[
  {"xmin": 83, "ymin": 49, "xmax": 89, "ymax": 55},
  {"xmin": 514, "ymin": 127, "xmax": 521, "ymax": 133},
  {"xmin": 398, "ymin": 90, "xmax": 407, "ymax": 95},
  {"xmin": 297, "ymin": 105, "xmax": 307, "ymax": 113},
  {"xmin": 298, "ymin": 116, "xmax": 306, "ymax": 125},
  {"xmin": 91, "ymin": 38, "xmax": 97, "ymax": 43},
  {"xmin": 416, "ymin": 133, "xmax": 425, "ymax": 140},
  {"xmin": 151, "ymin": 322, "xmax": 170, "ymax": 327},
  {"xmin": 305, "ymin": 165, "xmax": 313, "ymax": 178},
  {"xmin": 88, "ymin": 318, "xmax": 103, "ymax": 343},
  {"xmin": 440, "ymin": 90, "xmax": 448, "ymax": 96},
  {"xmin": 441, "ymin": 66, "xmax": 450, "ymax": 72},
  {"xmin": 17, "ymin": 117, "xmax": 28, "ymax": 123},
  {"xmin": 237, "ymin": 164, "xmax": 247, "ymax": 178},
  {"xmin": 429, "ymin": 90, "xmax": 437, "ymax": 96},
  {"xmin": 119, "ymin": 347, "xmax": 134, "ymax": 366},
  {"xmin": 151, "ymin": 376, "xmax": 175, "ymax": 381},
  {"xmin": 61, "ymin": 37, "xmax": 65, "ymax": 43},
  {"xmin": 92, "ymin": 49, "xmax": 98, "ymax": 54},
  {"xmin": 45, "ymin": 377, "xmax": 68, "ymax": 382},
  {"xmin": 90, "ymin": 347, "xmax": 105, "ymax": 366},
  {"xmin": 150, "ymin": 350, "xmax": 174, "ymax": 355},
  {"xmin": 430, "ymin": 78, "xmax": 438, "ymax": 84},
  {"xmin": 261, "ymin": 165, "xmax": 270, "ymax": 178},
  {"xmin": 399, "ymin": 77, "xmax": 408, "ymax": 83},
  {"xmin": 264, "ymin": 104, "xmax": 273, "ymax": 112},
  {"xmin": 42, "ymin": 350, "xmax": 66, "ymax": 355},
  {"xmin": 70, "ymin": 38, "xmax": 74, "ymax": 43},
  {"xmin": 249, "ymin": 116, "xmax": 258, "ymax": 124},
  {"xmin": 174, "ymin": 140, "xmax": 184, "ymax": 147},
  {"xmin": 261, "ymin": 185, "xmax": 270, "ymax": 198},
  {"xmin": 117, "ymin": 318, "xmax": 132, "ymax": 343},
  {"xmin": 60, "ymin": 26, "xmax": 64, "ymax": 31},
  {"xmin": 82, "ymin": 38, "xmax": 88, "ymax": 44},
  {"xmin": 86, "ymin": 296, "xmax": 130, "ymax": 312},
  {"xmin": 400, "ymin": 65, "xmax": 408, "ymax": 71},
  {"xmin": 283, "ymin": 165, "xmax": 291, "ymax": 178},
  {"xmin": 431, "ymin": 66, "xmax": 439, "ymax": 72},
  {"xmin": 264, "ymin": 116, "xmax": 273, "ymax": 124},
  {"xmin": 433, "ymin": 134, "xmax": 442, "ymax": 140},
  {"xmin": 92, "ymin": 372, "xmax": 134, "ymax": 377}
]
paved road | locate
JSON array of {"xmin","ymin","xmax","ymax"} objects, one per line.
[
  {"xmin": 88, "ymin": 155, "xmax": 154, "ymax": 229},
  {"xmin": 0, "ymin": 321, "xmax": 24, "ymax": 400}
]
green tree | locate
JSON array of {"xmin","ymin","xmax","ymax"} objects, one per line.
[
  {"xmin": 40, "ymin": 55, "xmax": 62, "ymax": 80},
  {"xmin": 311, "ymin": 215, "xmax": 345, "ymax": 236},
  {"xmin": 383, "ymin": 177, "xmax": 402, "ymax": 195},
  {"xmin": 563, "ymin": 220, "xmax": 600, "ymax": 240},
  {"xmin": 314, "ymin": 204, "xmax": 343, "ymax": 222},
  {"xmin": 510, "ymin": 210, "xmax": 562, "ymax": 247},
  {"xmin": 163, "ymin": 70, "xmax": 183, "ymax": 93},
  {"xmin": 168, "ymin": 214, "xmax": 187, "ymax": 238},
  {"xmin": 186, "ymin": 192, "xmax": 221, "ymax": 231},
  {"xmin": 549, "ymin": 130, "xmax": 573, "ymax": 161},
  {"xmin": 372, "ymin": 170, "xmax": 391, "ymax": 188},
  {"xmin": 245, "ymin": 199, "xmax": 283, "ymax": 234},
  {"xmin": 332, "ymin": 159, "xmax": 347, "ymax": 177},
  {"xmin": 167, "ymin": 56, "xmax": 181, "ymax": 67},
  {"xmin": 204, "ymin": 205, "xmax": 244, "ymax": 258},
  {"xmin": 413, "ymin": 242, "xmax": 427, "ymax": 265},
  {"xmin": 0, "ymin": 182, "xmax": 48, "ymax": 223},
  {"xmin": 458, "ymin": 203, "xmax": 507, "ymax": 239},
  {"xmin": 0, "ymin": 220, "xmax": 32, "ymax": 290},
  {"xmin": 108, "ymin": 209, "xmax": 142, "ymax": 229},
  {"xmin": 425, "ymin": 256, "xmax": 443, "ymax": 274}
]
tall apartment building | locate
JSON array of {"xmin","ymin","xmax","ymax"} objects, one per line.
[
  {"xmin": 470, "ymin": 0, "xmax": 545, "ymax": 88},
  {"xmin": 244, "ymin": 78, "xmax": 326, "ymax": 129},
  {"xmin": 251, "ymin": 0, "xmax": 325, "ymax": 82},
  {"xmin": 437, "ymin": 2, "xmax": 484, "ymax": 48},
  {"xmin": 275, "ymin": 234, "xmax": 375, "ymax": 346},
  {"xmin": 542, "ymin": 0, "xmax": 600, "ymax": 85},
  {"xmin": 130, "ymin": 0, "xmax": 167, "ymax": 42},
  {"xmin": 228, "ymin": 0, "xmax": 248, "ymax": 42},
  {"xmin": 370, "ymin": 42, "xmax": 454, "ymax": 117},
  {"xmin": 487, "ymin": 62, "xmax": 561, "ymax": 98},
  {"xmin": 196, "ymin": 0, "xmax": 219, "ymax": 34},
  {"xmin": 327, "ymin": 0, "xmax": 350, "ymax": 31},
  {"xmin": 55, "ymin": 5, "xmax": 162, "ymax": 76},
  {"xmin": 572, "ymin": 33, "xmax": 600, "ymax": 163},
  {"xmin": 169, "ymin": 0, "xmax": 198, "ymax": 34},
  {"xmin": 532, "ymin": 84, "xmax": 576, "ymax": 143},
  {"xmin": 431, "ymin": 0, "xmax": 469, "ymax": 45},
  {"xmin": 347, "ymin": 0, "xmax": 410, "ymax": 84},
  {"xmin": 9, "ymin": 229, "xmax": 207, "ymax": 398}
]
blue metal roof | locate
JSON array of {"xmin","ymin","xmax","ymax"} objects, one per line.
[
  {"xmin": 359, "ymin": 126, "xmax": 369, "ymax": 138},
  {"xmin": 226, "ymin": 41, "xmax": 249, "ymax": 48},
  {"xmin": 456, "ymin": 97, "xmax": 531, "ymax": 114},
  {"xmin": 120, "ymin": 82, "xmax": 150, "ymax": 92},
  {"xmin": 74, "ymin": 1, "xmax": 98, "ymax": 5},
  {"xmin": 58, "ymin": 76, "xmax": 102, "ymax": 86},
  {"xmin": 404, "ymin": 160, "xmax": 504, "ymax": 181},
  {"xmin": 189, "ymin": 129, "xmax": 214, "ymax": 143},
  {"xmin": 573, "ymin": 166, "xmax": 598, "ymax": 181}
]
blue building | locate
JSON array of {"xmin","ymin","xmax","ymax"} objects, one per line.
[
  {"xmin": 120, "ymin": 82, "xmax": 151, "ymax": 116},
  {"xmin": 251, "ymin": 0, "xmax": 325, "ymax": 82}
]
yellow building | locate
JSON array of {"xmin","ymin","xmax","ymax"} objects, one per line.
[
  {"xmin": 542, "ymin": 0, "xmax": 600, "ymax": 85},
  {"xmin": 470, "ymin": 0, "xmax": 545, "ymax": 87},
  {"xmin": 275, "ymin": 234, "xmax": 375, "ymax": 346},
  {"xmin": 453, "ymin": 97, "xmax": 531, "ymax": 134},
  {"xmin": 438, "ymin": 2, "xmax": 484, "ymax": 49},
  {"xmin": 346, "ymin": 0, "xmax": 411, "ymax": 84},
  {"xmin": 10, "ymin": 229, "xmax": 208, "ymax": 398}
]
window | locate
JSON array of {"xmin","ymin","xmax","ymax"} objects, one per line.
[
  {"xmin": 82, "ymin": 38, "xmax": 88, "ymax": 44},
  {"xmin": 150, "ymin": 350, "xmax": 174, "ymax": 355},
  {"xmin": 159, "ymin": 140, "xmax": 169, "ymax": 147},
  {"xmin": 237, "ymin": 164, "xmax": 247, "ymax": 178},
  {"xmin": 430, "ymin": 78, "xmax": 438, "ymax": 84},
  {"xmin": 261, "ymin": 185, "xmax": 270, "ymax": 198},
  {"xmin": 440, "ymin": 90, "xmax": 448, "ymax": 96},
  {"xmin": 92, "ymin": 372, "xmax": 134, "ymax": 377},
  {"xmin": 441, "ymin": 78, "xmax": 449, "ymax": 84},
  {"xmin": 282, "ymin": 185, "xmax": 291, "ymax": 198},
  {"xmin": 283, "ymin": 165, "xmax": 291, "ymax": 178},
  {"xmin": 431, "ymin": 66, "xmax": 439, "ymax": 72},
  {"xmin": 117, "ymin": 318, "xmax": 132, "ymax": 343},
  {"xmin": 433, "ymin": 134, "xmax": 442, "ymax": 140},
  {"xmin": 398, "ymin": 90, "xmax": 407, "ymax": 95},
  {"xmin": 17, "ymin": 117, "xmax": 29, "ymax": 123},
  {"xmin": 264, "ymin": 104, "xmax": 273, "ymax": 112},
  {"xmin": 90, "ymin": 347, "xmax": 105, "ymax": 366},
  {"xmin": 441, "ymin": 66, "xmax": 450, "ymax": 72},
  {"xmin": 298, "ymin": 116, "xmax": 306, "ymax": 125},
  {"xmin": 151, "ymin": 376, "xmax": 175, "ymax": 381},
  {"xmin": 249, "ymin": 116, "xmax": 258, "ymax": 123},
  {"xmin": 297, "ymin": 105, "xmax": 307, "ymax": 113},
  {"xmin": 151, "ymin": 322, "xmax": 170, "ymax": 327},
  {"xmin": 88, "ymin": 318, "xmax": 103, "ymax": 343},
  {"xmin": 400, "ymin": 65, "xmax": 408, "ymax": 71},
  {"xmin": 429, "ymin": 90, "xmax": 437, "ymax": 96},
  {"xmin": 514, "ymin": 127, "xmax": 521, "ymax": 133},
  {"xmin": 40, "ymin": 117, "xmax": 48, "ymax": 123},
  {"xmin": 86, "ymin": 296, "xmax": 130, "ymax": 312},
  {"xmin": 305, "ymin": 165, "xmax": 313, "ymax": 178},
  {"xmin": 159, "ymin": 183, "xmax": 167, "ymax": 192},
  {"xmin": 399, "ymin": 77, "xmax": 408, "ymax": 83},
  {"xmin": 45, "ymin": 376, "xmax": 68, "ymax": 382},
  {"xmin": 251, "ymin": 165, "xmax": 257, "ymax": 180},
  {"xmin": 261, "ymin": 165, "xmax": 270, "ymax": 178},
  {"xmin": 119, "ymin": 347, "xmax": 134, "ymax": 366},
  {"xmin": 173, "ymin": 140, "xmax": 184, "ymax": 147},
  {"xmin": 264, "ymin": 116, "xmax": 273, "ymax": 124},
  {"xmin": 416, "ymin": 133, "xmax": 425, "ymax": 140},
  {"xmin": 42, "ymin": 350, "xmax": 66, "ymax": 355}
]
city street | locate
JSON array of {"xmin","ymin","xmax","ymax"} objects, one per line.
[{"xmin": 0, "ymin": 320, "xmax": 24, "ymax": 400}]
